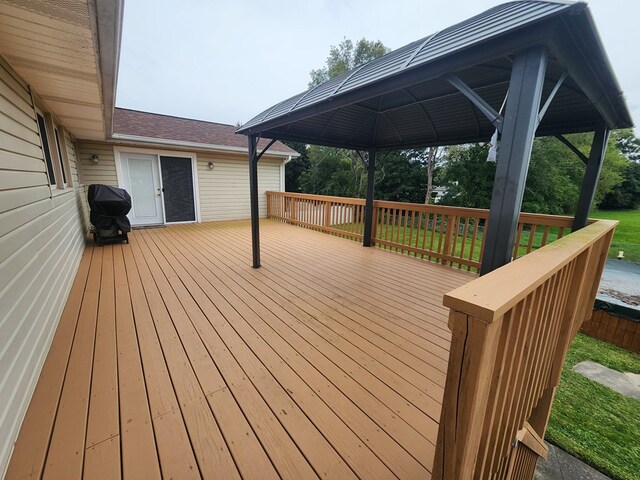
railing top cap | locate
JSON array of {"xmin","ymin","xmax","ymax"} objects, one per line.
[{"xmin": 444, "ymin": 219, "xmax": 617, "ymax": 322}]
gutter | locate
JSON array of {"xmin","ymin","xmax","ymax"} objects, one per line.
[
  {"xmin": 109, "ymin": 133, "xmax": 300, "ymax": 158},
  {"xmin": 93, "ymin": 0, "xmax": 124, "ymax": 138}
]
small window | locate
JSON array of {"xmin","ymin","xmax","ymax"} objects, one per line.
[
  {"xmin": 54, "ymin": 127, "xmax": 67, "ymax": 185},
  {"xmin": 36, "ymin": 112, "xmax": 56, "ymax": 187}
]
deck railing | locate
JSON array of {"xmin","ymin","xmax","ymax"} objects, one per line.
[
  {"xmin": 267, "ymin": 192, "xmax": 615, "ymax": 479},
  {"xmin": 433, "ymin": 219, "xmax": 616, "ymax": 479},
  {"xmin": 266, "ymin": 191, "xmax": 576, "ymax": 272}
]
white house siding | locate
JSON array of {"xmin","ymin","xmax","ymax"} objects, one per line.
[
  {"xmin": 197, "ymin": 154, "xmax": 282, "ymax": 221},
  {"xmin": 65, "ymin": 130, "xmax": 90, "ymax": 230},
  {"xmin": 76, "ymin": 144, "xmax": 285, "ymax": 222},
  {"xmin": 75, "ymin": 140, "xmax": 118, "ymax": 186},
  {"xmin": 0, "ymin": 57, "xmax": 87, "ymax": 476}
]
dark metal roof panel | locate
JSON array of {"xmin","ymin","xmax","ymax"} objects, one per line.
[
  {"xmin": 239, "ymin": 1, "xmax": 573, "ymax": 132},
  {"xmin": 238, "ymin": 0, "xmax": 632, "ymax": 148},
  {"xmin": 405, "ymin": 2, "xmax": 566, "ymax": 67}
]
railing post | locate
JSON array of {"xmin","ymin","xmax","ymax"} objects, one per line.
[
  {"xmin": 324, "ymin": 201, "xmax": 331, "ymax": 227},
  {"xmin": 527, "ymin": 386, "xmax": 557, "ymax": 439},
  {"xmin": 442, "ymin": 214, "xmax": 457, "ymax": 266},
  {"xmin": 291, "ymin": 197, "xmax": 297, "ymax": 224},
  {"xmin": 433, "ymin": 311, "xmax": 503, "ymax": 480},
  {"xmin": 371, "ymin": 205, "xmax": 378, "ymax": 245},
  {"xmin": 266, "ymin": 192, "xmax": 271, "ymax": 219}
]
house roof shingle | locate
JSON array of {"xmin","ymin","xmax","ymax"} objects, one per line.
[{"xmin": 113, "ymin": 107, "xmax": 297, "ymax": 155}]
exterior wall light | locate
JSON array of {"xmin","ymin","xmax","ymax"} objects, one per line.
[
  {"xmin": 208, "ymin": 161, "xmax": 214, "ymax": 170},
  {"xmin": 91, "ymin": 154, "xmax": 99, "ymax": 163}
]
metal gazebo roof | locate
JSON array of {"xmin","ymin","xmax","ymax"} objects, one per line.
[
  {"xmin": 237, "ymin": 0, "xmax": 632, "ymax": 150},
  {"xmin": 238, "ymin": 0, "xmax": 632, "ymax": 275}
]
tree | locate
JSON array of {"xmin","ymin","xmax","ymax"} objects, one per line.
[
  {"xmin": 600, "ymin": 162, "xmax": 640, "ymax": 209},
  {"xmin": 286, "ymin": 37, "xmax": 392, "ymax": 198},
  {"xmin": 283, "ymin": 141, "xmax": 309, "ymax": 192},
  {"xmin": 308, "ymin": 38, "xmax": 390, "ymax": 89},
  {"xmin": 298, "ymin": 146, "xmax": 352, "ymax": 195},
  {"xmin": 374, "ymin": 151, "xmax": 427, "ymax": 203},
  {"xmin": 612, "ymin": 128, "xmax": 640, "ymax": 163},
  {"xmin": 600, "ymin": 129, "xmax": 640, "ymax": 209},
  {"xmin": 439, "ymin": 144, "xmax": 496, "ymax": 209},
  {"xmin": 408, "ymin": 147, "xmax": 441, "ymax": 203},
  {"xmin": 522, "ymin": 137, "xmax": 581, "ymax": 214},
  {"xmin": 437, "ymin": 134, "xmax": 629, "ymax": 215}
]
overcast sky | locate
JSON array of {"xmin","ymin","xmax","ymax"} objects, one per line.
[{"xmin": 116, "ymin": 0, "xmax": 639, "ymax": 132}]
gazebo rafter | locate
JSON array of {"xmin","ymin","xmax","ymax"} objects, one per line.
[{"xmin": 238, "ymin": 0, "xmax": 632, "ymax": 274}]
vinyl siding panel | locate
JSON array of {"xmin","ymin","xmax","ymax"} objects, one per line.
[
  {"xmin": 64, "ymin": 129, "xmax": 79, "ymax": 186},
  {"xmin": 75, "ymin": 140, "xmax": 117, "ymax": 186},
  {"xmin": 66, "ymin": 131, "xmax": 89, "ymax": 229},
  {"xmin": 0, "ymin": 56, "xmax": 87, "ymax": 477},
  {"xmin": 76, "ymin": 143, "xmax": 285, "ymax": 223},
  {"xmin": 197, "ymin": 154, "xmax": 282, "ymax": 221}
]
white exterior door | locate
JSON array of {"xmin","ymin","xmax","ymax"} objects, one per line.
[{"xmin": 121, "ymin": 153, "xmax": 164, "ymax": 225}]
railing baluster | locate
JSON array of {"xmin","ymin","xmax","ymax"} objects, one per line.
[
  {"xmin": 394, "ymin": 208, "xmax": 401, "ymax": 252},
  {"xmin": 420, "ymin": 212, "xmax": 428, "ymax": 260},
  {"xmin": 428, "ymin": 212, "xmax": 436, "ymax": 262},
  {"xmin": 434, "ymin": 219, "xmax": 616, "ymax": 480},
  {"xmin": 541, "ymin": 225, "xmax": 550, "ymax": 247},
  {"xmin": 265, "ymin": 192, "xmax": 613, "ymax": 480},
  {"xmin": 467, "ymin": 216, "xmax": 477, "ymax": 271},
  {"xmin": 557, "ymin": 226, "xmax": 565, "ymax": 239},
  {"xmin": 408, "ymin": 211, "xmax": 414, "ymax": 255},
  {"xmin": 459, "ymin": 216, "xmax": 469, "ymax": 269},
  {"xmin": 527, "ymin": 224, "xmax": 537, "ymax": 253},
  {"xmin": 513, "ymin": 222, "xmax": 525, "ymax": 259},
  {"xmin": 265, "ymin": 192, "xmax": 577, "ymax": 272}
]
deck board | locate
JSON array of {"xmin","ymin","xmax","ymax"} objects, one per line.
[
  {"xmin": 113, "ymin": 245, "xmax": 161, "ymax": 480},
  {"xmin": 6, "ymin": 220, "xmax": 473, "ymax": 480}
]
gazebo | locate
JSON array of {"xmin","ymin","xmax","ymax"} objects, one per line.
[{"xmin": 237, "ymin": 0, "xmax": 632, "ymax": 275}]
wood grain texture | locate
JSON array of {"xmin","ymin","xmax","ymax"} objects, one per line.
[
  {"xmin": 581, "ymin": 309, "xmax": 640, "ymax": 352},
  {"xmin": 432, "ymin": 218, "xmax": 615, "ymax": 480},
  {"xmin": 266, "ymin": 191, "xmax": 579, "ymax": 274},
  {"xmin": 7, "ymin": 220, "xmax": 472, "ymax": 479}
]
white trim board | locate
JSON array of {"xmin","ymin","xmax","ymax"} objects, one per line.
[{"xmin": 110, "ymin": 133, "xmax": 299, "ymax": 158}]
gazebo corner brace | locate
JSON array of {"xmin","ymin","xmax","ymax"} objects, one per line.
[
  {"xmin": 536, "ymin": 72, "xmax": 567, "ymax": 128},
  {"xmin": 445, "ymin": 74, "xmax": 504, "ymax": 132},
  {"xmin": 572, "ymin": 125, "xmax": 610, "ymax": 232}
]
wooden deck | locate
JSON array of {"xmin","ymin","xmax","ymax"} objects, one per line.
[{"xmin": 6, "ymin": 220, "xmax": 474, "ymax": 480}]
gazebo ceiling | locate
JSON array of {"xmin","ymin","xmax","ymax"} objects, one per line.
[{"xmin": 237, "ymin": 1, "xmax": 632, "ymax": 150}]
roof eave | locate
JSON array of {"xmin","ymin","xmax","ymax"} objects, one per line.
[
  {"xmin": 549, "ymin": 6, "xmax": 633, "ymax": 129},
  {"xmin": 109, "ymin": 133, "xmax": 300, "ymax": 157},
  {"xmin": 93, "ymin": 0, "xmax": 124, "ymax": 139}
]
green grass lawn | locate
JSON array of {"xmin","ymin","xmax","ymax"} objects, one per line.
[
  {"xmin": 334, "ymin": 219, "xmax": 566, "ymax": 271},
  {"xmin": 331, "ymin": 208, "xmax": 639, "ymax": 267},
  {"xmin": 546, "ymin": 334, "xmax": 640, "ymax": 480},
  {"xmin": 592, "ymin": 209, "xmax": 640, "ymax": 263}
]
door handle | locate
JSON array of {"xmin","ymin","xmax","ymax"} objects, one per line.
[{"xmin": 156, "ymin": 188, "xmax": 161, "ymax": 196}]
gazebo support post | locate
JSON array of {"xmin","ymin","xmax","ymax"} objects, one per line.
[
  {"xmin": 248, "ymin": 134, "xmax": 261, "ymax": 268},
  {"xmin": 363, "ymin": 149, "xmax": 376, "ymax": 247},
  {"xmin": 480, "ymin": 46, "xmax": 548, "ymax": 276},
  {"xmin": 572, "ymin": 125, "xmax": 610, "ymax": 231}
]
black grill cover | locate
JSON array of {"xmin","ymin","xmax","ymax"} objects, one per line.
[{"xmin": 88, "ymin": 184, "xmax": 132, "ymax": 233}]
